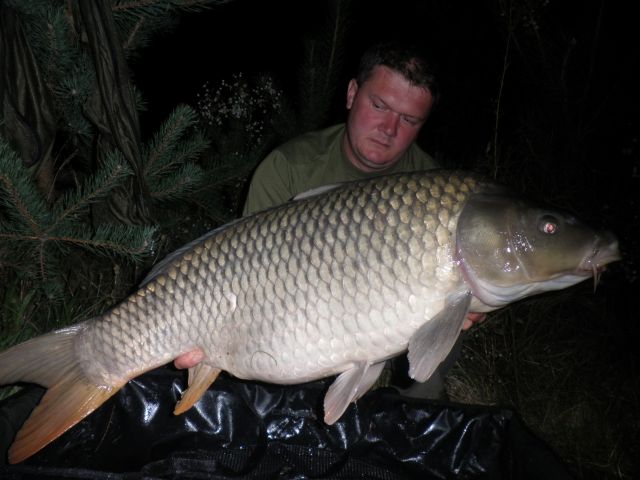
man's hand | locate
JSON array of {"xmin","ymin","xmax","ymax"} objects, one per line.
[
  {"xmin": 462, "ymin": 312, "xmax": 487, "ymax": 330},
  {"xmin": 462, "ymin": 312, "xmax": 486, "ymax": 331},
  {"xmin": 174, "ymin": 348, "xmax": 204, "ymax": 369}
]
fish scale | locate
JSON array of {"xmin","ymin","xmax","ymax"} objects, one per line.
[
  {"xmin": 247, "ymin": 175, "xmax": 444, "ymax": 378},
  {"xmin": 0, "ymin": 170, "xmax": 620, "ymax": 463}
]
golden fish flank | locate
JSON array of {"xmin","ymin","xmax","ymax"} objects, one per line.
[{"xmin": 0, "ymin": 170, "xmax": 620, "ymax": 463}]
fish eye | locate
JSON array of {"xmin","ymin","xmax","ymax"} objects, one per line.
[{"xmin": 539, "ymin": 215, "xmax": 559, "ymax": 234}]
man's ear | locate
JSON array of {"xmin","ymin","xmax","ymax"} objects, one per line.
[{"xmin": 346, "ymin": 79, "xmax": 358, "ymax": 109}]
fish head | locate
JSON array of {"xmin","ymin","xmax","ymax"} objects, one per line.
[{"xmin": 456, "ymin": 192, "xmax": 621, "ymax": 308}]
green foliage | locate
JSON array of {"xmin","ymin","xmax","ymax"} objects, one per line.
[
  {"xmin": 0, "ymin": 1, "xmax": 222, "ymax": 329},
  {"xmin": 20, "ymin": 3, "xmax": 95, "ymax": 138},
  {"xmin": 112, "ymin": 0, "xmax": 226, "ymax": 57},
  {"xmin": 143, "ymin": 104, "xmax": 209, "ymax": 205},
  {"xmin": 0, "ymin": 141, "xmax": 50, "ymax": 230},
  {"xmin": 0, "ymin": 100, "xmax": 209, "ymax": 318},
  {"xmin": 53, "ymin": 152, "xmax": 134, "ymax": 226},
  {"xmin": 4, "ymin": 0, "xmax": 221, "ymax": 144},
  {"xmin": 0, "ymin": 278, "xmax": 38, "ymax": 349},
  {"xmin": 0, "ymin": 138, "xmax": 157, "ymax": 300}
]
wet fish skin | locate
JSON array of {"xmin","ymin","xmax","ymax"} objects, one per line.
[
  {"xmin": 0, "ymin": 170, "xmax": 620, "ymax": 463},
  {"xmin": 76, "ymin": 171, "xmax": 482, "ymax": 388}
]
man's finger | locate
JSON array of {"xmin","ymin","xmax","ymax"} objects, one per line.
[{"xmin": 174, "ymin": 348, "xmax": 205, "ymax": 369}]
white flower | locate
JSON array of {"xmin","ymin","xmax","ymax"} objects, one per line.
[{"xmin": 195, "ymin": 72, "xmax": 284, "ymax": 144}]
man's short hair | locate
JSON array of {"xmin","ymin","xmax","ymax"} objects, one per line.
[{"xmin": 356, "ymin": 41, "xmax": 440, "ymax": 104}]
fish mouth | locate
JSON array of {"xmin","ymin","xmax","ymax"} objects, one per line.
[{"xmin": 576, "ymin": 236, "xmax": 621, "ymax": 287}]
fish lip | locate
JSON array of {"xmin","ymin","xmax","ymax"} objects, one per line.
[{"xmin": 576, "ymin": 240, "xmax": 621, "ymax": 276}]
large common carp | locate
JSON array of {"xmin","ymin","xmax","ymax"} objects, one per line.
[{"xmin": 0, "ymin": 170, "xmax": 620, "ymax": 463}]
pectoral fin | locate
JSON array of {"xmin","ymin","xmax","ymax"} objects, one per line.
[
  {"xmin": 408, "ymin": 291, "xmax": 472, "ymax": 382},
  {"xmin": 323, "ymin": 361, "xmax": 386, "ymax": 424},
  {"xmin": 173, "ymin": 363, "xmax": 221, "ymax": 415}
]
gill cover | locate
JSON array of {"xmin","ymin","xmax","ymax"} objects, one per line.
[{"xmin": 456, "ymin": 193, "xmax": 619, "ymax": 308}]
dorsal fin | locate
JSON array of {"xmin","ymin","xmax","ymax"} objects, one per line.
[{"xmin": 292, "ymin": 183, "xmax": 343, "ymax": 201}]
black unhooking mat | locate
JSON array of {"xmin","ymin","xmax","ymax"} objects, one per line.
[{"xmin": 0, "ymin": 368, "xmax": 573, "ymax": 479}]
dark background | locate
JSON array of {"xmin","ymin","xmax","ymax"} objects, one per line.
[{"xmin": 132, "ymin": 0, "xmax": 639, "ymax": 176}]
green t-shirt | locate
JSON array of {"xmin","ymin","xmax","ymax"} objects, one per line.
[{"xmin": 242, "ymin": 123, "xmax": 439, "ymax": 216}]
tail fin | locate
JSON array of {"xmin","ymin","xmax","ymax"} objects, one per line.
[{"xmin": 0, "ymin": 325, "xmax": 125, "ymax": 464}]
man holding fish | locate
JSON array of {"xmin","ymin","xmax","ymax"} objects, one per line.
[
  {"xmin": 0, "ymin": 41, "xmax": 619, "ymax": 464},
  {"xmin": 233, "ymin": 41, "xmax": 485, "ymax": 397}
]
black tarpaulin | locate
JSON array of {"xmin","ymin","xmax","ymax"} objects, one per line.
[{"xmin": 0, "ymin": 368, "xmax": 573, "ymax": 479}]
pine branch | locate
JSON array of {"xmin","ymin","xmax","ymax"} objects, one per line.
[
  {"xmin": 143, "ymin": 104, "xmax": 200, "ymax": 179},
  {"xmin": 113, "ymin": 0, "xmax": 231, "ymax": 15},
  {"xmin": 17, "ymin": 3, "xmax": 95, "ymax": 138},
  {"xmin": 149, "ymin": 163, "xmax": 203, "ymax": 203},
  {"xmin": 112, "ymin": 0, "xmax": 232, "ymax": 53},
  {"xmin": 20, "ymin": 5, "xmax": 70, "ymax": 75},
  {"xmin": 142, "ymin": 104, "xmax": 208, "ymax": 205},
  {"xmin": 56, "ymin": 223, "xmax": 157, "ymax": 263},
  {"xmin": 1, "ymin": 137, "xmax": 155, "ymax": 290},
  {"xmin": 50, "ymin": 151, "xmax": 133, "ymax": 231},
  {"xmin": 0, "ymin": 140, "xmax": 50, "ymax": 235},
  {"xmin": 1, "ymin": 0, "xmax": 232, "ymax": 333},
  {"xmin": 0, "ymin": 222, "xmax": 156, "ymax": 269},
  {"xmin": 172, "ymin": 130, "xmax": 210, "ymax": 165},
  {"xmin": 53, "ymin": 56, "xmax": 96, "ymax": 137}
]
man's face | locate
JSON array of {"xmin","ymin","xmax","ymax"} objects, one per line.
[{"xmin": 343, "ymin": 65, "xmax": 435, "ymax": 172}]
